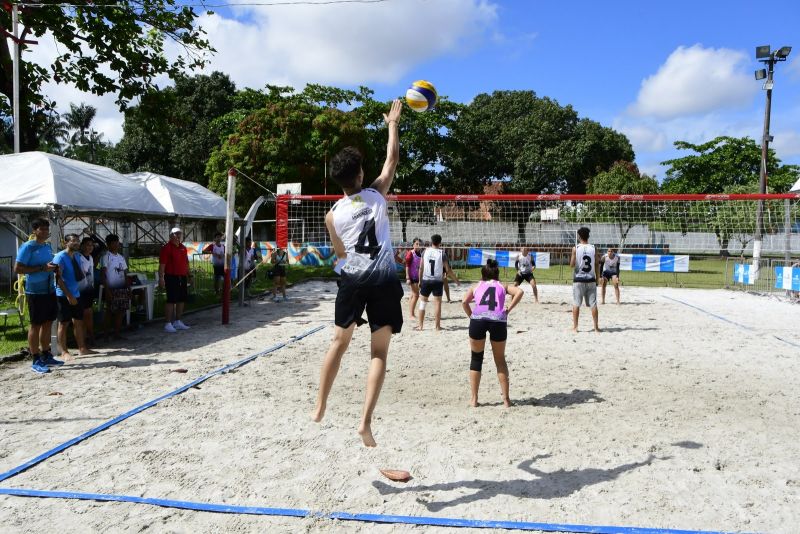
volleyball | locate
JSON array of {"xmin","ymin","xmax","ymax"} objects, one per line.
[{"xmin": 405, "ymin": 80, "xmax": 437, "ymax": 112}]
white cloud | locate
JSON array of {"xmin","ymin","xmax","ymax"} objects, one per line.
[
  {"xmin": 22, "ymin": 0, "xmax": 498, "ymax": 144},
  {"xmin": 183, "ymin": 0, "xmax": 497, "ymax": 88},
  {"xmin": 612, "ymin": 121, "xmax": 667, "ymax": 152},
  {"xmin": 629, "ymin": 45, "xmax": 757, "ymax": 119},
  {"xmin": 772, "ymin": 130, "xmax": 800, "ymax": 159}
]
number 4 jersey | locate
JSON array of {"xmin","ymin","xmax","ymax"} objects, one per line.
[
  {"xmin": 331, "ymin": 188, "xmax": 397, "ymax": 286},
  {"xmin": 471, "ymin": 280, "xmax": 507, "ymax": 322}
]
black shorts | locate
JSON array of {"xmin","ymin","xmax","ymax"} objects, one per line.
[
  {"xmin": 335, "ymin": 278, "xmax": 403, "ymax": 333},
  {"xmin": 57, "ymin": 296, "xmax": 84, "ymax": 323},
  {"xmin": 27, "ymin": 293, "xmax": 58, "ymax": 325},
  {"xmin": 468, "ymin": 318, "xmax": 507, "ymax": 342},
  {"xmin": 78, "ymin": 291, "xmax": 95, "ymax": 311},
  {"xmin": 602, "ymin": 271, "xmax": 619, "ymax": 281},
  {"xmin": 165, "ymin": 274, "xmax": 188, "ymax": 304},
  {"xmin": 213, "ymin": 264, "xmax": 224, "ymax": 279},
  {"xmin": 419, "ymin": 280, "xmax": 444, "ymax": 298},
  {"xmin": 515, "ymin": 272, "xmax": 534, "ymax": 284},
  {"xmin": 273, "ymin": 265, "xmax": 286, "ymax": 278}
]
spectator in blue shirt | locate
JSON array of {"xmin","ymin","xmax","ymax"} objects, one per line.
[
  {"xmin": 53, "ymin": 233, "xmax": 94, "ymax": 360},
  {"xmin": 14, "ymin": 218, "xmax": 60, "ymax": 373}
]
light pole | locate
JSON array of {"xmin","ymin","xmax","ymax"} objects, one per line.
[{"xmin": 752, "ymin": 45, "xmax": 791, "ymax": 277}]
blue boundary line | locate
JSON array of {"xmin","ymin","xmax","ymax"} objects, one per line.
[
  {"xmin": 663, "ymin": 295, "xmax": 800, "ymax": 349},
  {"xmin": 0, "ymin": 487, "xmax": 735, "ymax": 534},
  {"xmin": 0, "ymin": 319, "xmax": 742, "ymax": 533},
  {"xmin": 0, "ymin": 323, "xmax": 328, "ymax": 484}
]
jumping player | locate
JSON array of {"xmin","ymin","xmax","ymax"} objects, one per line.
[
  {"xmin": 416, "ymin": 234, "xmax": 459, "ymax": 331},
  {"xmin": 311, "ymin": 99, "xmax": 403, "ymax": 448},
  {"xmin": 570, "ymin": 227, "xmax": 600, "ymax": 333},
  {"xmin": 514, "ymin": 247, "xmax": 539, "ymax": 303},
  {"xmin": 462, "ymin": 259, "xmax": 524, "ymax": 407},
  {"xmin": 600, "ymin": 248, "xmax": 621, "ymax": 305},
  {"xmin": 404, "ymin": 238, "xmax": 423, "ymax": 319}
]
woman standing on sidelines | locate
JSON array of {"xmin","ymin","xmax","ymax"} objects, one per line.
[
  {"xmin": 404, "ymin": 238, "xmax": 423, "ymax": 319},
  {"xmin": 461, "ymin": 258, "xmax": 524, "ymax": 408}
]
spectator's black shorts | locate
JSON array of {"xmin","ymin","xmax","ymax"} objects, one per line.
[
  {"xmin": 335, "ymin": 278, "xmax": 403, "ymax": 334},
  {"xmin": 57, "ymin": 296, "xmax": 84, "ymax": 323},
  {"xmin": 78, "ymin": 291, "xmax": 95, "ymax": 311},
  {"xmin": 165, "ymin": 274, "xmax": 188, "ymax": 304},
  {"xmin": 514, "ymin": 272, "xmax": 534, "ymax": 284},
  {"xmin": 419, "ymin": 280, "xmax": 444, "ymax": 298},
  {"xmin": 27, "ymin": 293, "xmax": 57, "ymax": 325},
  {"xmin": 273, "ymin": 265, "xmax": 286, "ymax": 278},
  {"xmin": 213, "ymin": 264, "xmax": 224, "ymax": 279},
  {"xmin": 468, "ymin": 318, "xmax": 508, "ymax": 342}
]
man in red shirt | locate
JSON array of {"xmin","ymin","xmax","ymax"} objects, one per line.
[{"xmin": 159, "ymin": 227, "xmax": 192, "ymax": 333}]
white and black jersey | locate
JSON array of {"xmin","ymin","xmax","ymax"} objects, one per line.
[
  {"xmin": 421, "ymin": 247, "xmax": 448, "ymax": 281},
  {"xmin": 602, "ymin": 253, "xmax": 620, "ymax": 275},
  {"xmin": 573, "ymin": 243, "xmax": 596, "ymax": 283},
  {"xmin": 515, "ymin": 253, "xmax": 534, "ymax": 275},
  {"xmin": 331, "ymin": 188, "xmax": 396, "ymax": 286}
]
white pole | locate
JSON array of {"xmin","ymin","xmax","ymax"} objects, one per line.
[
  {"xmin": 222, "ymin": 168, "xmax": 237, "ymax": 324},
  {"xmin": 12, "ymin": 3, "xmax": 20, "ymax": 153}
]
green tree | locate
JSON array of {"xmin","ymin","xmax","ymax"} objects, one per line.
[
  {"xmin": 111, "ymin": 72, "xmax": 236, "ymax": 183},
  {"xmin": 661, "ymin": 136, "xmax": 799, "ymax": 194},
  {"xmin": 448, "ymin": 90, "xmax": 633, "ymax": 242},
  {"xmin": 0, "ymin": 1, "xmax": 212, "ymax": 151}
]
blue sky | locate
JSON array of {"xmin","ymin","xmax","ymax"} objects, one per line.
[{"xmin": 31, "ymin": 0, "xmax": 800, "ymax": 182}]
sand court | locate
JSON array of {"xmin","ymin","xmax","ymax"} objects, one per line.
[{"xmin": 1, "ymin": 281, "xmax": 799, "ymax": 533}]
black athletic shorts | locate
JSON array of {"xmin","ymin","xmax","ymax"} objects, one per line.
[
  {"xmin": 419, "ymin": 280, "xmax": 444, "ymax": 298},
  {"xmin": 78, "ymin": 291, "xmax": 95, "ymax": 311},
  {"xmin": 602, "ymin": 270, "xmax": 619, "ymax": 281},
  {"xmin": 514, "ymin": 272, "xmax": 534, "ymax": 284},
  {"xmin": 273, "ymin": 265, "xmax": 286, "ymax": 278},
  {"xmin": 165, "ymin": 274, "xmax": 188, "ymax": 304},
  {"xmin": 27, "ymin": 293, "xmax": 58, "ymax": 325},
  {"xmin": 57, "ymin": 295, "xmax": 84, "ymax": 323},
  {"xmin": 468, "ymin": 318, "xmax": 507, "ymax": 342},
  {"xmin": 335, "ymin": 278, "xmax": 403, "ymax": 333},
  {"xmin": 213, "ymin": 264, "xmax": 224, "ymax": 279}
]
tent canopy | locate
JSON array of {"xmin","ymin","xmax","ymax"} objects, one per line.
[
  {"xmin": 126, "ymin": 172, "xmax": 232, "ymax": 220},
  {"xmin": 791, "ymin": 176, "xmax": 800, "ymax": 192},
  {"xmin": 0, "ymin": 152, "xmax": 233, "ymax": 220}
]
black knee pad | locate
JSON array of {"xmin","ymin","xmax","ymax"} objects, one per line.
[{"xmin": 470, "ymin": 350, "xmax": 485, "ymax": 372}]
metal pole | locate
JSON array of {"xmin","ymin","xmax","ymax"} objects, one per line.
[
  {"xmin": 223, "ymin": 168, "xmax": 237, "ymax": 324},
  {"xmin": 753, "ymin": 55, "xmax": 775, "ymax": 280},
  {"xmin": 12, "ymin": 3, "xmax": 20, "ymax": 153},
  {"xmin": 238, "ymin": 228, "xmax": 246, "ymax": 307},
  {"xmin": 785, "ymin": 198, "xmax": 791, "ymax": 263}
]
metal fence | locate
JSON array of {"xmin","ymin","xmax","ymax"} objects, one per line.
[{"xmin": 726, "ymin": 257, "xmax": 800, "ymax": 300}]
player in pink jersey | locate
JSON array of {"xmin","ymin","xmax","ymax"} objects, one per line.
[
  {"xmin": 461, "ymin": 259, "xmax": 524, "ymax": 407},
  {"xmin": 404, "ymin": 238, "xmax": 423, "ymax": 319}
]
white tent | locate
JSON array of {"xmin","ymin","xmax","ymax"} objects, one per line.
[
  {"xmin": 791, "ymin": 176, "xmax": 800, "ymax": 192},
  {"xmin": 0, "ymin": 152, "xmax": 168, "ymax": 216},
  {"xmin": 126, "ymin": 172, "xmax": 230, "ymax": 220}
]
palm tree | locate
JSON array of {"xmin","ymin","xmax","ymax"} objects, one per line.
[
  {"xmin": 64, "ymin": 103, "xmax": 97, "ymax": 146},
  {"xmin": 36, "ymin": 111, "xmax": 70, "ymax": 154}
]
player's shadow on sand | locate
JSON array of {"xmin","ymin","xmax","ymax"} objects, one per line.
[
  {"xmin": 56, "ymin": 358, "xmax": 180, "ymax": 370},
  {"xmin": 491, "ymin": 389, "xmax": 604, "ymax": 409},
  {"xmin": 373, "ymin": 453, "xmax": 665, "ymax": 511},
  {"xmin": 600, "ymin": 326, "xmax": 660, "ymax": 332}
]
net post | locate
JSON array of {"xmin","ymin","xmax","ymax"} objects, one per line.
[
  {"xmin": 276, "ymin": 196, "xmax": 289, "ymax": 249},
  {"xmin": 223, "ymin": 168, "xmax": 237, "ymax": 325},
  {"xmin": 785, "ymin": 198, "xmax": 791, "ymax": 263}
]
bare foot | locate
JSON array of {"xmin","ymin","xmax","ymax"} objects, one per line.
[
  {"xmin": 414, "ymin": 326, "xmax": 423, "ymax": 331},
  {"xmin": 61, "ymin": 352, "xmax": 73, "ymax": 362},
  {"xmin": 435, "ymin": 326, "xmax": 442, "ymax": 331},
  {"xmin": 594, "ymin": 327, "xmax": 601, "ymax": 333},
  {"xmin": 503, "ymin": 398, "xmax": 514, "ymax": 408},
  {"xmin": 358, "ymin": 424, "xmax": 377, "ymax": 447},
  {"xmin": 79, "ymin": 349, "xmax": 98, "ymax": 356},
  {"xmin": 469, "ymin": 399, "xmax": 478, "ymax": 407},
  {"xmin": 571, "ymin": 327, "xmax": 578, "ymax": 334},
  {"xmin": 310, "ymin": 405, "xmax": 325, "ymax": 423}
]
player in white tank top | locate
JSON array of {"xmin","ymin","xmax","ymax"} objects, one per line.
[
  {"xmin": 416, "ymin": 234, "xmax": 460, "ymax": 331},
  {"xmin": 570, "ymin": 227, "xmax": 600, "ymax": 332},
  {"xmin": 312, "ymin": 99, "xmax": 403, "ymax": 448},
  {"xmin": 600, "ymin": 248, "xmax": 621, "ymax": 305}
]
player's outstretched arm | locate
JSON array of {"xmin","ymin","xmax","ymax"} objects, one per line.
[
  {"xmin": 505, "ymin": 284, "xmax": 524, "ymax": 314},
  {"xmin": 461, "ymin": 286, "xmax": 475, "ymax": 318},
  {"xmin": 370, "ymin": 99, "xmax": 403, "ymax": 197}
]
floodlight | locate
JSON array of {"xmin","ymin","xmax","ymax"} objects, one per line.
[
  {"xmin": 756, "ymin": 45, "xmax": 770, "ymax": 59},
  {"xmin": 775, "ymin": 46, "xmax": 792, "ymax": 58},
  {"xmin": 755, "ymin": 69, "xmax": 767, "ymax": 80}
]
